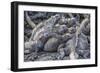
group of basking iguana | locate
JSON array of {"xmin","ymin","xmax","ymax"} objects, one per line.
[{"xmin": 24, "ymin": 11, "xmax": 90, "ymax": 61}]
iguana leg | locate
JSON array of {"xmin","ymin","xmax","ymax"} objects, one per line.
[{"xmin": 57, "ymin": 48, "xmax": 65, "ymax": 60}]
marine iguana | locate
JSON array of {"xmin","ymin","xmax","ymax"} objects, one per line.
[{"xmin": 24, "ymin": 14, "xmax": 61, "ymax": 58}]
